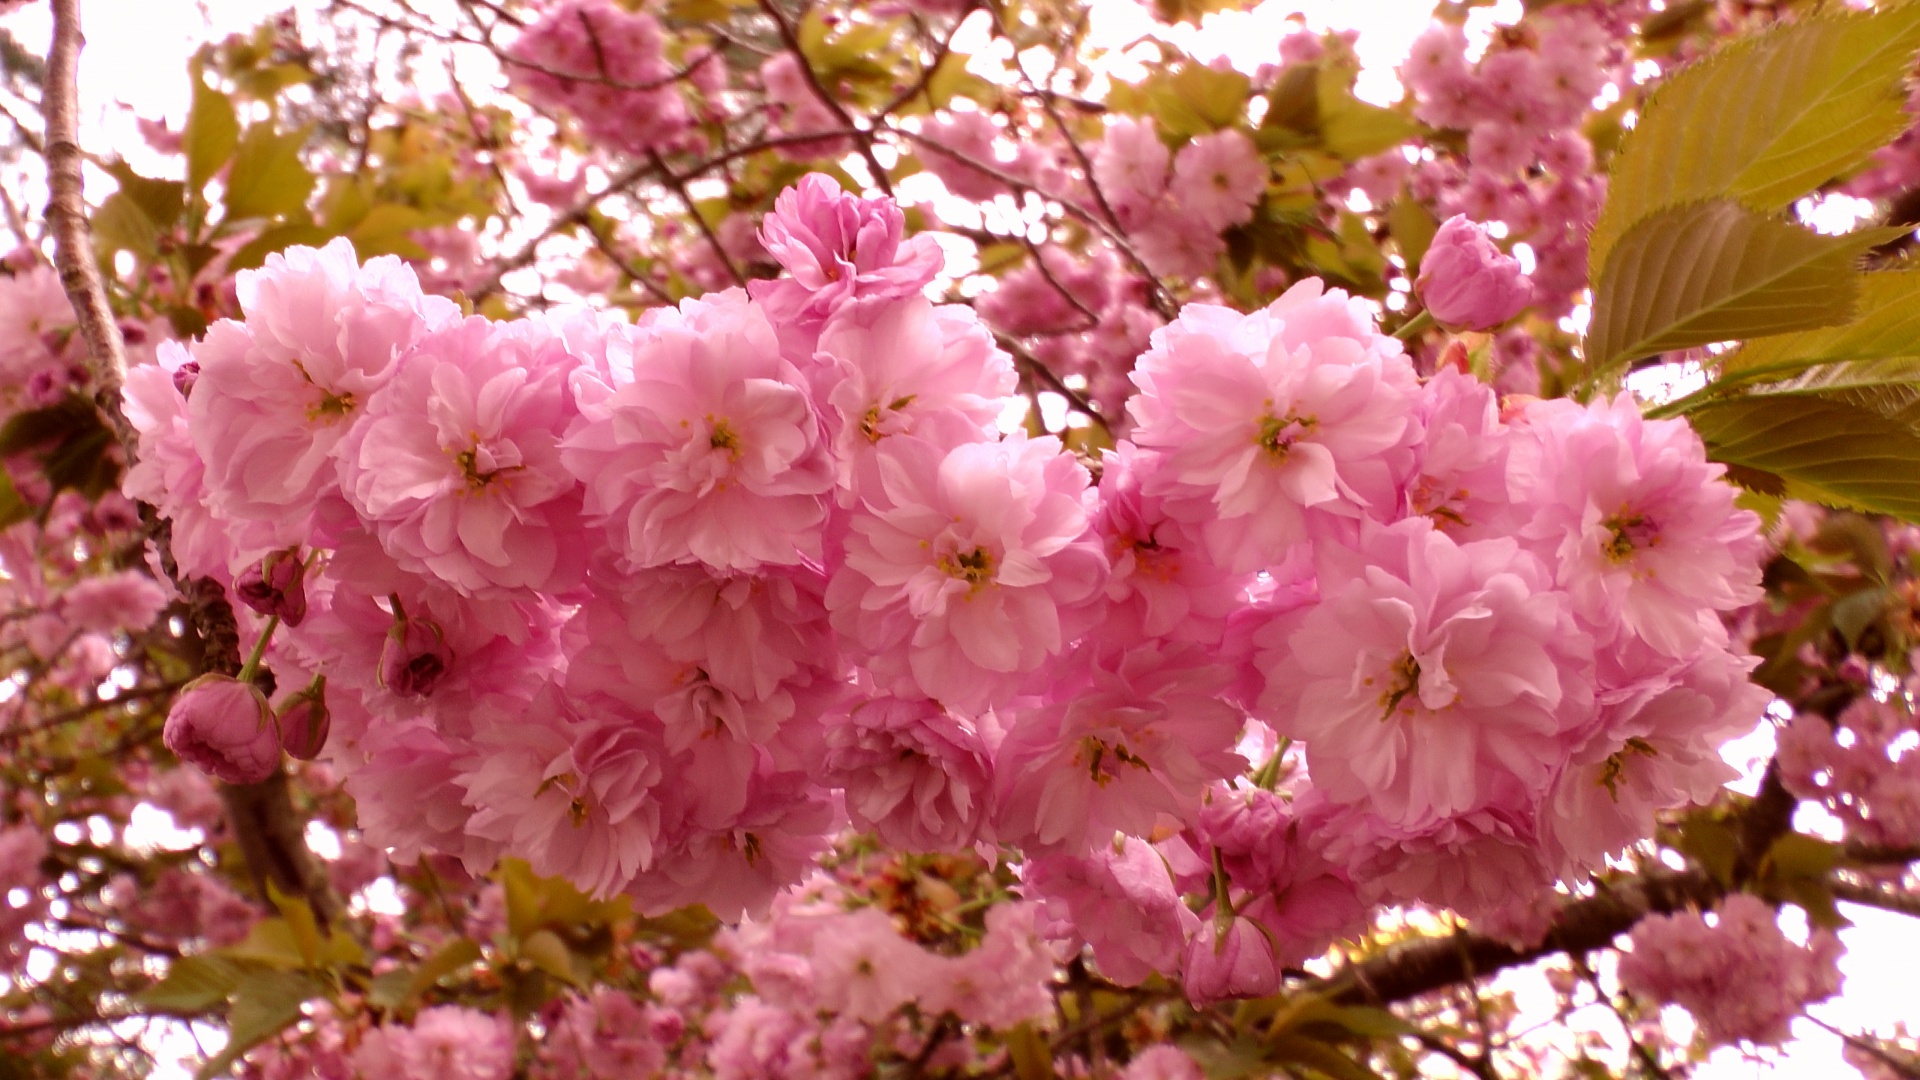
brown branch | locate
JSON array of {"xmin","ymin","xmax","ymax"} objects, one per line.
[
  {"xmin": 755, "ymin": 0, "xmax": 896, "ymax": 198},
  {"xmin": 649, "ymin": 149, "xmax": 746, "ymax": 289},
  {"xmin": 1324, "ymin": 869, "xmax": 1718, "ymax": 1007},
  {"xmin": 994, "ymin": 330, "xmax": 1109, "ymax": 436},
  {"xmin": 43, "ymin": 0, "xmax": 132, "ymax": 455}
]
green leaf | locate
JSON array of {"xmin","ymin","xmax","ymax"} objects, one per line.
[
  {"xmin": 407, "ymin": 938, "xmax": 483, "ymax": 999},
  {"xmin": 1677, "ymin": 817, "xmax": 1739, "ymax": 887},
  {"xmin": 185, "ymin": 77, "xmax": 240, "ymax": 190},
  {"xmin": 1387, "ymin": 198, "xmax": 1438, "ymax": 273},
  {"xmin": 1005, "ymin": 1022, "xmax": 1056, "ymax": 1080},
  {"xmin": 196, "ymin": 970, "xmax": 323, "ymax": 1080},
  {"xmin": 226, "ymin": 222, "xmax": 332, "ymax": 274},
  {"xmin": 924, "ymin": 50, "xmax": 988, "ymax": 111},
  {"xmin": 103, "ymin": 161, "xmax": 185, "ymax": 231},
  {"xmin": 0, "ymin": 469, "xmax": 28, "ymax": 530},
  {"xmin": 1584, "ymin": 200, "xmax": 1898, "ymax": 378},
  {"xmin": 1316, "ymin": 66, "xmax": 1415, "ymax": 162},
  {"xmin": 1591, "ymin": 0, "xmax": 1920, "ymax": 277},
  {"xmin": 1268, "ymin": 1033, "xmax": 1387, "ymax": 1080},
  {"xmin": 1688, "ymin": 393, "xmax": 1920, "ymax": 521},
  {"xmin": 1149, "ymin": 63, "xmax": 1251, "ymax": 138},
  {"xmin": 222, "ymin": 123, "xmax": 316, "ymax": 222},
  {"xmin": 267, "ymin": 883, "xmax": 322, "ymax": 969},
  {"xmin": 136, "ymin": 955, "xmax": 244, "ymax": 1014},
  {"xmin": 220, "ymin": 917, "xmax": 311, "ymax": 970},
  {"xmin": 1719, "ymin": 269, "xmax": 1920, "ymax": 383},
  {"xmin": 93, "ymin": 192, "xmax": 161, "ymax": 260},
  {"xmin": 520, "ymin": 928, "xmax": 581, "ymax": 987}
]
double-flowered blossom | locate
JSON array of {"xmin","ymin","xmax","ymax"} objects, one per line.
[
  {"xmin": 1619, "ymin": 894, "xmax": 1842, "ymax": 1047},
  {"xmin": 1127, "ymin": 281, "xmax": 1420, "ymax": 572},
  {"xmin": 564, "ymin": 290, "xmax": 834, "ymax": 573},
  {"xmin": 135, "ymin": 173, "xmax": 1778, "ymax": 1008}
]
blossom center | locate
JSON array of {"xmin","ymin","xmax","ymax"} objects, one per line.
[
  {"xmin": 1597, "ymin": 737, "xmax": 1659, "ymax": 798},
  {"xmin": 1603, "ymin": 509, "xmax": 1659, "ymax": 562},
  {"xmin": 938, "ymin": 546, "xmax": 995, "ymax": 588},
  {"xmin": 1255, "ymin": 404, "xmax": 1316, "ymax": 460},
  {"xmin": 453, "ymin": 440, "xmax": 523, "ymax": 492},
  {"xmin": 1076, "ymin": 735, "xmax": 1149, "ymax": 786},
  {"xmin": 1380, "ymin": 651, "xmax": 1422, "ymax": 720},
  {"xmin": 708, "ymin": 416, "xmax": 742, "ymax": 456}
]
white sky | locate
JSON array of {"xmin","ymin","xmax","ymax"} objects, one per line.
[{"xmin": 8, "ymin": 1, "xmax": 1918, "ymax": 1078}]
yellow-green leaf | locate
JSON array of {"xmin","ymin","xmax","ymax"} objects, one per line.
[
  {"xmin": 222, "ymin": 123, "xmax": 316, "ymax": 222},
  {"xmin": 1584, "ymin": 200, "xmax": 1898, "ymax": 379},
  {"xmin": 1720, "ymin": 269, "xmax": 1920, "ymax": 383},
  {"xmin": 407, "ymin": 938, "xmax": 483, "ymax": 999},
  {"xmin": 1688, "ymin": 393, "xmax": 1920, "ymax": 522},
  {"xmin": 185, "ymin": 77, "xmax": 239, "ymax": 190},
  {"xmin": 1592, "ymin": 0, "xmax": 1920, "ymax": 278}
]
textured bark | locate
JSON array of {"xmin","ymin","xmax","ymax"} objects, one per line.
[{"xmin": 43, "ymin": 0, "xmax": 340, "ymax": 931}]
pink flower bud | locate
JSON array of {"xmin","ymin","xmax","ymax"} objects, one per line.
[
  {"xmin": 1415, "ymin": 214, "xmax": 1533, "ymax": 331},
  {"xmin": 162, "ymin": 674, "xmax": 279, "ymax": 785},
  {"xmin": 380, "ymin": 614, "xmax": 452, "ymax": 698},
  {"xmin": 1182, "ymin": 916, "xmax": 1279, "ymax": 1006},
  {"xmin": 276, "ymin": 675, "xmax": 330, "ymax": 761},
  {"xmin": 234, "ymin": 547, "xmax": 308, "ymax": 626}
]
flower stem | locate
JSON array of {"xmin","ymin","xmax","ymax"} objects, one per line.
[
  {"xmin": 1393, "ymin": 308, "xmax": 1436, "ymax": 341},
  {"xmin": 237, "ymin": 614, "xmax": 281, "ymax": 684}
]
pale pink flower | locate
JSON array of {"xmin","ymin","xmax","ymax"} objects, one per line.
[
  {"xmin": 808, "ymin": 906, "xmax": 929, "ymax": 1023},
  {"xmin": 1509, "ymin": 393, "xmax": 1766, "ymax": 656},
  {"xmin": 60, "ymin": 570, "xmax": 168, "ymax": 634},
  {"xmin": 188, "ymin": 239, "xmax": 458, "ymax": 542},
  {"xmin": 458, "ymin": 690, "xmax": 666, "ymax": 899},
  {"xmin": 995, "ymin": 642, "xmax": 1246, "ymax": 853},
  {"xmin": 1258, "ymin": 518, "xmax": 1591, "ymax": 826},
  {"xmin": 814, "ymin": 295, "xmax": 1016, "ymax": 489},
  {"xmin": 1416, "ymin": 215, "xmax": 1533, "ymax": 331},
  {"xmin": 828, "ymin": 433, "xmax": 1106, "ymax": 712},
  {"xmin": 1025, "ymin": 834, "xmax": 1197, "ymax": 986},
  {"xmin": 355, "ymin": 1005, "xmax": 514, "ymax": 1080},
  {"xmin": 749, "ymin": 173, "xmax": 944, "ymax": 326},
  {"xmin": 340, "ymin": 315, "xmax": 586, "ymax": 596},
  {"xmin": 919, "ymin": 110, "xmax": 1008, "ymax": 202},
  {"xmin": 1124, "ymin": 1046, "xmax": 1205, "ymax": 1080},
  {"xmin": 1093, "ymin": 116, "xmax": 1171, "ymax": 230},
  {"xmin": 823, "ymin": 695, "xmax": 993, "ymax": 852},
  {"xmin": 1619, "ymin": 894, "xmax": 1842, "ymax": 1047},
  {"xmin": 622, "ymin": 771, "xmax": 834, "ymax": 921},
  {"xmin": 921, "ymin": 901, "xmax": 1058, "ymax": 1029},
  {"xmin": 342, "ymin": 720, "xmax": 488, "ymax": 869},
  {"xmin": 1092, "ymin": 442, "xmax": 1250, "ymax": 646},
  {"xmin": 1170, "ymin": 129, "xmax": 1266, "ymax": 232},
  {"xmin": 1315, "ymin": 787, "xmax": 1555, "ymax": 919},
  {"xmin": 1127, "ymin": 282, "xmax": 1420, "ymax": 572},
  {"xmin": 563, "ymin": 291, "xmax": 834, "ymax": 572},
  {"xmin": 506, "ymin": 1, "xmax": 689, "ymax": 155},
  {"xmin": 1400, "ymin": 366, "xmax": 1511, "ymax": 535}
]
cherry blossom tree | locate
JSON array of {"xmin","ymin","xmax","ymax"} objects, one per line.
[{"xmin": 7, "ymin": 0, "xmax": 1920, "ymax": 1077}]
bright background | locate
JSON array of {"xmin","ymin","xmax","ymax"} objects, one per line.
[{"xmin": 3, "ymin": 0, "xmax": 1915, "ymax": 1075}]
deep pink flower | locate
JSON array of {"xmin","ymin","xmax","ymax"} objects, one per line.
[
  {"xmin": 379, "ymin": 609, "xmax": 455, "ymax": 699},
  {"xmin": 234, "ymin": 547, "xmax": 308, "ymax": 626},
  {"xmin": 1182, "ymin": 916, "xmax": 1279, "ymax": 1006},
  {"xmin": 275, "ymin": 675, "xmax": 331, "ymax": 761},
  {"xmin": 828, "ymin": 433, "xmax": 1106, "ymax": 712},
  {"xmin": 1257, "ymin": 518, "xmax": 1592, "ymax": 826},
  {"xmin": 1025, "ymin": 835, "xmax": 1197, "ymax": 986},
  {"xmin": 749, "ymin": 173, "xmax": 943, "ymax": 325},
  {"xmin": 822, "ymin": 695, "xmax": 993, "ymax": 852},
  {"xmin": 340, "ymin": 315, "xmax": 586, "ymax": 597},
  {"xmin": 1170, "ymin": 129, "xmax": 1266, "ymax": 232},
  {"xmin": 1127, "ymin": 282, "xmax": 1420, "ymax": 572},
  {"xmin": 1416, "ymin": 215, "xmax": 1532, "ymax": 331},
  {"xmin": 60, "ymin": 570, "xmax": 169, "ymax": 634},
  {"xmin": 163, "ymin": 674, "xmax": 280, "ymax": 785},
  {"xmin": 563, "ymin": 291, "xmax": 834, "ymax": 572}
]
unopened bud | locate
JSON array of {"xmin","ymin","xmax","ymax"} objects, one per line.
[
  {"xmin": 235, "ymin": 547, "xmax": 308, "ymax": 626},
  {"xmin": 380, "ymin": 613, "xmax": 452, "ymax": 698},
  {"xmin": 162, "ymin": 674, "xmax": 279, "ymax": 785},
  {"xmin": 276, "ymin": 675, "xmax": 331, "ymax": 761}
]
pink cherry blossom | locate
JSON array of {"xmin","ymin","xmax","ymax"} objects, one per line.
[
  {"xmin": 563, "ymin": 290, "xmax": 834, "ymax": 572},
  {"xmin": 1170, "ymin": 129, "xmax": 1266, "ymax": 232},
  {"xmin": 1416, "ymin": 214, "xmax": 1533, "ymax": 331},
  {"xmin": 187, "ymin": 238, "xmax": 457, "ymax": 543},
  {"xmin": 354, "ymin": 1005, "xmax": 515, "ymax": 1080},
  {"xmin": 828, "ymin": 433, "xmax": 1106, "ymax": 712},
  {"xmin": 340, "ymin": 315, "xmax": 586, "ymax": 597},
  {"xmin": 1509, "ymin": 393, "xmax": 1766, "ymax": 656},
  {"xmin": 163, "ymin": 674, "xmax": 281, "ymax": 785},
  {"xmin": 1258, "ymin": 518, "xmax": 1591, "ymax": 826},
  {"xmin": 1025, "ymin": 834, "xmax": 1197, "ymax": 986},
  {"xmin": 822, "ymin": 695, "xmax": 993, "ymax": 852},
  {"xmin": 1127, "ymin": 280, "xmax": 1420, "ymax": 573},
  {"xmin": 748, "ymin": 173, "xmax": 943, "ymax": 328}
]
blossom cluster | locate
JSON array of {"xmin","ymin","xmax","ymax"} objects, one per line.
[
  {"xmin": 1619, "ymin": 893, "xmax": 1843, "ymax": 1047},
  {"xmin": 134, "ymin": 175, "xmax": 1767, "ymax": 998}
]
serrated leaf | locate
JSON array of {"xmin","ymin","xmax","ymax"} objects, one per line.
[
  {"xmin": 1585, "ymin": 200, "xmax": 1897, "ymax": 378},
  {"xmin": 222, "ymin": 123, "xmax": 316, "ymax": 222},
  {"xmin": 1150, "ymin": 63, "xmax": 1251, "ymax": 138},
  {"xmin": 196, "ymin": 970, "xmax": 322, "ymax": 1080},
  {"xmin": 93, "ymin": 192, "xmax": 160, "ymax": 260},
  {"xmin": 1268, "ymin": 1033, "xmax": 1386, "ymax": 1080},
  {"xmin": 103, "ymin": 161, "xmax": 184, "ymax": 231},
  {"xmin": 1592, "ymin": 0, "xmax": 1920, "ymax": 277},
  {"xmin": 136, "ymin": 955, "xmax": 244, "ymax": 1013},
  {"xmin": 1720, "ymin": 269, "xmax": 1920, "ymax": 383},
  {"xmin": 1688, "ymin": 393, "xmax": 1920, "ymax": 521},
  {"xmin": 407, "ymin": 938, "xmax": 482, "ymax": 999},
  {"xmin": 185, "ymin": 78, "xmax": 239, "ymax": 190}
]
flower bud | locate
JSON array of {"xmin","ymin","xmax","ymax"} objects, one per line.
[
  {"xmin": 1181, "ymin": 915, "xmax": 1279, "ymax": 1006},
  {"xmin": 162, "ymin": 674, "xmax": 279, "ymax": 785},
  {"xmin": 1415, "ymin": 214, "xmax": 1533, "ymax": 331},
  {"xmin": 380, "ymin": 613, "xmax": 452, "ymax": 698},
  {"xmin": 234, "ymin": 547, "xmax": 308, "ymax": 626},
  {"xmin": 276, "ymin": 675, "xmax": 331, "ymax": 761}
]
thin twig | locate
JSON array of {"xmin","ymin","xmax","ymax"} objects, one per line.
[
  {"xmin": 755, "ymin": 0, "xmax": 896, "ymax": 198},
  {"xmin": 649, "ymin": 149, "xmax": 746, "ymax": 289}
]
